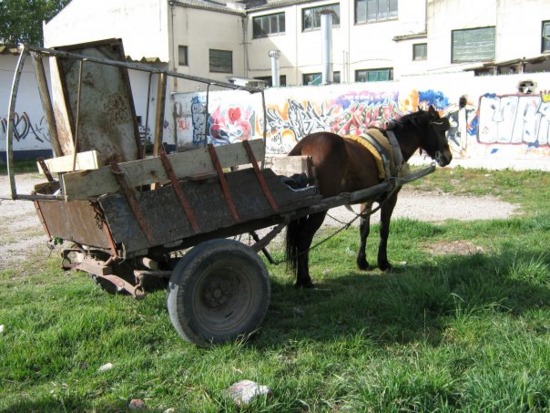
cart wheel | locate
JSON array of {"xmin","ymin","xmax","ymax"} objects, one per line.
[{"xmin": 167, "ymin": 239, "xmax": 271, "ymax": 346}]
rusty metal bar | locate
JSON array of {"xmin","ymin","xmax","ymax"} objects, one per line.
[
  {"xmin": 25, "ymin": 45, "xmax": 263, "ymax": 94},
  {"xmin": 207, "ymin": 144, "xmax": 240, "ymax": 223},
  {"xmin": 110, "ymin": 161, "xmax": 156, "ymax": 245},
  {"xmin": 102, "ymin": 222, "xmax": 119, "ymax": 258},
  {"xmin": 153, "ymin": 73, "xmax": 167, "ymax": 157},
  {"xmin": 37, "ymin": 158, "xmax": 55, "ymax": 183},
  {"xmin": 159, "ymin": 150, "xmax": 200, "ymax": 233},
  {"xmin": 242, "ymin": 140, "xmax": 279, "ymax": 212}
]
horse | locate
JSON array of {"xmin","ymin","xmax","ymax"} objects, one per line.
[{"xmin": 285, "ymin": 106, "xmax": 453, "ymax": 288}]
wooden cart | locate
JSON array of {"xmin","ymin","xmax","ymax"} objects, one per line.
[{"xmin": 3, "ymin": 41, "xmax": 434, "ymax": 345}]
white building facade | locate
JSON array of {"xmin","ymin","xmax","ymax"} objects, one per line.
[{"xmin": 2, "ymin": 0, "xmax": 550, "ymax": 166}]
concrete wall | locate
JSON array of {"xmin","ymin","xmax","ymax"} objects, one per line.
[
  {"xmin": 171, "ymin": 6, "xmax": 246, "ymax": 90},
  {"xmin": 173, "ymin": 71, "xmax": 550, "ymax": 170}
]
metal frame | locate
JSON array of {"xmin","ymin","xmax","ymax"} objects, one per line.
[{"xmin": 3, "ymin": 43, "xmax": 267, "ymax": 201}]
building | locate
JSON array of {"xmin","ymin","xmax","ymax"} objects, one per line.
[
  {"xmin": 2, "ymin": 0, "xmax": 549, "ymax": 167},
  {"xmin": 43, "ymin": 0, "xmax": 550, "ymax": 91}
]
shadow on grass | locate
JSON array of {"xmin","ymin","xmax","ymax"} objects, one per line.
[
  {"xmin": 259, "ymin": 246, "xmax": 550, "ymax": 348},
  {"xmin": 1, "ymin": 398, "xmax": 128, "ymax": 413}
]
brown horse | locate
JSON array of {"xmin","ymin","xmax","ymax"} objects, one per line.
[{"xmin": 285, "ymin": 106, "xmax": 453, "ymax": 288}]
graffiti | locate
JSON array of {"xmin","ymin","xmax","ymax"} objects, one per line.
[
  {"xmin": 177, "ymin": 118, "xmax": 190, "ymax": 131},
  {"xmin": 190, "ymin": 96, "xmax": 207, "ymax": 145},
  {"xmin": 0, "ymin": 112, "xmax": 50, "ymax": 143},
  {"xmin": 209, "ymin": 105, "xmax": 255, "ymax": 145},
  {"xmin": 264, "ymin": 92, "xmax": 402, "ymax": 153},
  {"xmin": 478, "ymin": 94, "xmax": 550, "ymax": 146}
]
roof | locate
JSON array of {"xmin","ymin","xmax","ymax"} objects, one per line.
[
  {"xmin": 174, "ymin": 0, "xmax": 328, "ymax": 13},
  {"xmin": 0, "ymin": 44, "xmax": 20, "ymax": 55},
  {"xmin": 465, "ymin": 54, "xmax": 550, "ymax": 73}
]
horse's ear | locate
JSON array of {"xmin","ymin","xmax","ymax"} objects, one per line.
[{"xmin": 428, "ymin": 105, "xmax": 437, "ymax": 115}]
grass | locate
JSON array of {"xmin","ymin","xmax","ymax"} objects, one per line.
[{"xmin": 1, "ymin": 167, "xmax": 550, "ymax": 412}]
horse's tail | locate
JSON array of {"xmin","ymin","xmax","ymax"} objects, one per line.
[{"xmin": 285, "ymin": 218, "xmax": 300, "ymax": 277}]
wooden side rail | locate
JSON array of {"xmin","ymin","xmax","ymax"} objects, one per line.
[{"xmin": 60, "ymin": 139, "xmax": 266, "ymax": 200}]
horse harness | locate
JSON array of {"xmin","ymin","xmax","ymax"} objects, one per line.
[{"xmin": 344, "ymin": 129, "xmax": 406, "ymax": 180}]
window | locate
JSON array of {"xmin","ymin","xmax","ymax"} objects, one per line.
[
  {"xmin": 413, "ymin": 43, "xmax": 427, "ymax": 61},
  {"xmin": 255, "ymin": 75, "xmax": 287, "ymax": 87},
  {"xmin": 253, "ymin": 13, "xmax": 285, "ymax": 38},
  {"xmin": 355, "ymin": 0, "xmax": 398, "ymax": 23},
  {"xmin": 355, "ymin": 68, "xmax": 393, "ymax": 82},
  {"xmin": 303, "ymin": 4, "xmax": 340, "ymax": 31},
  {"xmin": 209, "ymin": 49, "xmax": 232, "ymax": 73},
  {"xmin": 178, "ymin": 45, "xmax": 188, "ymax": 66},
  {"xmin": 452, "ymin": 27, "xmax": 495, "ymax": 63},
  {"xmin": 543, "ymin": 21, "xmax": 550, "ymax": 53},
  {"xmin": 303, "ymin": 72, "xmax": 341, "ymax": 85}
]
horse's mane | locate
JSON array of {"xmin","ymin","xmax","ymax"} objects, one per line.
[{"xmin": 387, "ymin": 109, "xmax": 432, "ymax": 132}]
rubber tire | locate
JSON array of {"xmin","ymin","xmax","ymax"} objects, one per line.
[{"xmin": 167, "ymin": 239, "xmax": 271, "ymax": 346}]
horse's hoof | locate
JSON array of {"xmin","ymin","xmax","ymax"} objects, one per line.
[
  {"xmin": 295, "ymin": 280, "xmax": 315, "ymax": 289},
  {"xmin": 356, "ymin": 261, "xmax": 370, "ymax": 271}
]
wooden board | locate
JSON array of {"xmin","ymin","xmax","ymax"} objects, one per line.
[
  {"xmin": 265, "ymin": 155, "xmax": 313, "ymax": 177},
  {"xmin": 98, "ymin": 167, "xmax": 319, "ymax": 255},
  {"xmin": 37, "ymin": 150, "xmax": 101, "ymax": 174},
  {"xmin": 62, "ymin": 139, "xmax": 265, "ymax": 200}
]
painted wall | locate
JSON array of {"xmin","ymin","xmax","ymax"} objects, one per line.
[
  {"xmin": 0, "ymin": 55, "xmax": 53, "ymax": 160},
  {"xmin": 173, "ymin": 71, "xmax": 550, "ymax": 170},
  {"xmin": 3, "ymin": 50, "xmax": 550, "ymax": 171}
]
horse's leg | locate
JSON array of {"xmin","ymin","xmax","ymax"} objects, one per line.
[
  {"xmin": 295, "ymin": 211, "xmax": 327, "ymax": 288},
  {"xmin": 377, "ymin": 192, "xmax": 399, "ymax": 272},
  {"xmin": 356, "ymin": 202, "xmax": 373, "ymax": 271}
]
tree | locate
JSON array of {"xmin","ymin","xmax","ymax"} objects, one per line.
[{"xmin": 0, "ymin": 0, "xmax": 71, "ymax": 45}]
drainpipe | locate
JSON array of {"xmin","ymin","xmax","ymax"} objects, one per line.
[
  {"xmin": 269, "ymin": 49, "xmax": 280, "ymax": 87},
  {"xmin": 321, "ymin": 9, "xmax": 333, "ymax": 85}
]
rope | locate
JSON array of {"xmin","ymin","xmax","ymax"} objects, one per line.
[{"xmin": 268, "ymin": 183, "xmax": 400, "ymax": 265}]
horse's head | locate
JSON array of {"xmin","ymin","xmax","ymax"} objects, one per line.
[{"xmin": 421, "ymin": 106, "xmax": 453, "ymax": 167}]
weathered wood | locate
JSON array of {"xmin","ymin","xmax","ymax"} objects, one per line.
[
  {"xmin": 98, "ymin": 167, "xmax": 319, "ymax": 255},
  {"xmin": 37, "ymin": 150, "xmax": 101, "ymax": 174},
  {"xmin": 62, "ymin": 139, "xmax": 265, "ymax": 200},
  {"xmin": 265, "ymin": 155, "xmax": 313, "ymax": 177},
  {"xmin": 31, "ymin": 52, "xmax": 62, "ymax": 157}
]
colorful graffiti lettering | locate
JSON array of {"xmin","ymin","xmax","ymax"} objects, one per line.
[{"xmin": 264, "ymin": 91, "xmax": 403, "ymax": 154}]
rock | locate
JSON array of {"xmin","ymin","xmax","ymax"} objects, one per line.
[
  {"xmin": 227, "ymin": 379, "xmax": 271, "ymax": 406},
  {"xmin": 128, "ymin": 399, "xmax": 145, "ymax": 409},
  {"xmin": 98, "ymin": 362, "xmax": 113, "ymax": 372},
  {"xmin": 0, "ymin": 325, "xmax": 4, "ymax": 333}
]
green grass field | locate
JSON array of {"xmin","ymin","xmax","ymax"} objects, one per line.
[{"xmin": 1, "ymin": 167, "xmax": 550, "ymax": 412}]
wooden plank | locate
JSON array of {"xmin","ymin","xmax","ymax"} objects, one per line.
[
  {"xmin": 265, "ymin": 155, "xmax": 312, "ymax": 177},
  {"xmin": 99, "ymin": 167, "xmax": 319, "ymax": 255},
  {"xmin": 62, "ymin": 139, "xmax": 265, "ymax": 200},
  {"xmin": 37, "ymin": 150, "xmax": 101, "ymax": 174}
]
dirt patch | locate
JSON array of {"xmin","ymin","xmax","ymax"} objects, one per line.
[{"xmin": 423, "ymin": 240, "xmax": 485, "ymax": 256}]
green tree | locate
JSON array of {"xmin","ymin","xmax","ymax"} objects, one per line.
[{"xmin": 0, "ymin": 0, "xmax": 71, "ymax": 45}]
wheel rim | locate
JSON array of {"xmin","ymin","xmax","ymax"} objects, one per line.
[{"xmin": 193, "ymin": 260, "xmax": 258, "ymax": 336}]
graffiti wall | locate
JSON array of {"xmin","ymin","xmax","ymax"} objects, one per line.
[
  {"xmin": 0, "ymin": 55, "xmax": 54, "ymax": 160},
  {"xmin": 173, "ymin": 72, "xmax": 550, "ymax": 170},
  {"xmin": 3, "ymin": 51, "xmax": 550, "ymax": 171}
]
